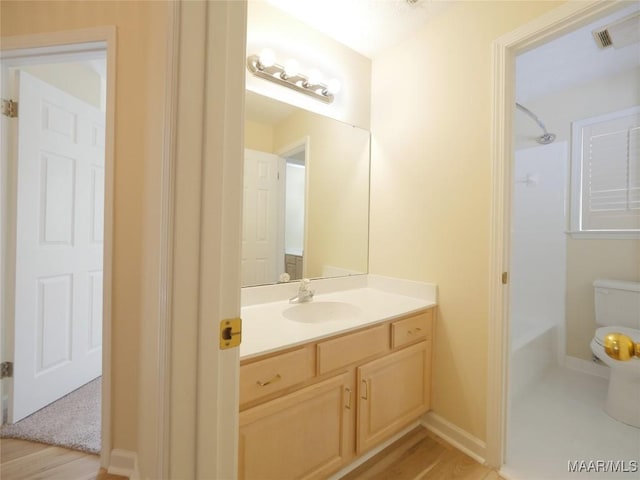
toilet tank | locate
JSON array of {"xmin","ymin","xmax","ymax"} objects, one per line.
[{"xmin": 594, "ymin": 279, "xmax": 640, "ymax": 328}]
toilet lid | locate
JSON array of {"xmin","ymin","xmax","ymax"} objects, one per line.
[{"xmin": 595, "ymin": 326, "xmax": 640, "ymax": 346}]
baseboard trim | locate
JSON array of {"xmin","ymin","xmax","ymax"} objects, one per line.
[
  {"xmin": 499, "ymin": 465, "xmax": 530, "ymax": 480},
  {"xmin": 328, "ymin": 421, "xmax": 420, "ymax": 479},
  {"xmin": 108, "ymin": 449, "xmax": 139, "ymax": 480},
  {"xmin": 563, "ymin": 355, "xmax": 609, "ymax": 379},
  {"xmin": 421, "ymin": 411, "xmax": 486, "ymax": 465}
]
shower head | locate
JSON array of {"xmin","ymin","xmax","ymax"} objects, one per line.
[
  {"xmin": 538, "ymin": 132, "xmax": 556, "ymax": 145},
  {"xmin": 516, "ymin": 102, "xmax": 556, "ymax": 145}
]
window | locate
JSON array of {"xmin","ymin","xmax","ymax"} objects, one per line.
[{"xmin": 570, "ymin": 106, "xmax": 640, "ymax": 237}]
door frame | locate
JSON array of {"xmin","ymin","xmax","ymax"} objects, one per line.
[
  {"xmin": 486, "ymin": 0, "xmax": 630, "ymax": 468},
  {"xmin": 168, "ymin": 2, "xmax": 246, "ymax": 478},
  {"xmin": 0, "ymin": 27, "xmax": 115, "ymax": 466},
  {"xmin": 276, "ymin": 135, "xmax": 311, "ymax": 278},
  {"xmin": 277, "ymin": 136, "xmax": 310, "ymax": 278}
]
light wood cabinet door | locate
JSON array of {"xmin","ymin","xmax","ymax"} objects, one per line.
[
  {"xmin": 356, "ymin": 340, "xmax": 431, "ymax": 454},
  {"xmin": 239, "ymin": 372, "xmax": 355, "ymax": 480}
]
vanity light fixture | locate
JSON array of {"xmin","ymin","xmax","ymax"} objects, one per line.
[{"xmin": 247, "ymin": 49, "xmax": 340, "ymax": 104}]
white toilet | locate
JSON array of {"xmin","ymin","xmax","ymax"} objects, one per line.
[{"xmin": 590, "ymin": 279, "xmax": 640, "ymax": 428}]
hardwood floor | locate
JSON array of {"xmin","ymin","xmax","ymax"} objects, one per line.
[
  {"xmin": 0, "ymin": 438, "xmax": 126, "ymax": 480},
  {"xmin": 341, "ymin": 426, "xmax": 504, "ymax": 480},
  {"xmin": 2, "ymin": 427, "xmax": 502, "ymax": 480}
]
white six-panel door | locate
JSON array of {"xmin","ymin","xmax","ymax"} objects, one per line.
[
  {"xmin": 241, "ymin": 149, "xmax": 282, "ymax": 286},
  {"xmin": 10, "ymin": 71, "xmax": 104, "ymax": 422}
]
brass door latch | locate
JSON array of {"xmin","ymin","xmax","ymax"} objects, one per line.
[{"xmin": 220, "ymin": 318, "xmax": 242, "ymax": 349}]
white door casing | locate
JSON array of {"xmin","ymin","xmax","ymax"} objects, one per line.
[
  {"xmin": 242, "ymin": 149, "xmax": 281, "ymax": 286},
  {"xmin": 10, "ymin": 70, "xmax": 104, "ymax": 422}
]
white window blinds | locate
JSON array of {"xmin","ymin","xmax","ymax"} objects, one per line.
[{"xmin": 572, "ymin": 107, "xmax": 640, "ymax": 232}]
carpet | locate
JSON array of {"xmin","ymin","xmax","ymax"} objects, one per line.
[{"xmin": 1, "ymin": 377, "xmax": 101, "ymax": 454}]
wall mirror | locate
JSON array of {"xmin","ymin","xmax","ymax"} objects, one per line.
[{"xmin": 242, "ymin": 90, "xmax": 370, "ymax": 287}]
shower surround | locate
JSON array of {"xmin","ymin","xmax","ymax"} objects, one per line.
[{"xmin": 509, "ymin": 141, "xmax": 568, "ymax": 399}]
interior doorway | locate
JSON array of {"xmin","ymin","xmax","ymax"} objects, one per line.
[
  {"xmin": 487, "ymin": 0, "xmax": 638, "ymax": 474},
  {"xmin": 0, "ymin": 40, "xmax": 111, "ymax": 459},
  {"xmin": 280, "ymin": 140, "xmax": 308, "ymax": 282},
  {"xmin": 504, "ymin": 4, "xmax": 640, "ymax": 478}
]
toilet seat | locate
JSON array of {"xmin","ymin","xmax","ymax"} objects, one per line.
[{"xmin": 594, "ymin": 326, "xmax": 640, "ymax": 347}]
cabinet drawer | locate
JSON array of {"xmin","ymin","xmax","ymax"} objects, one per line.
[
  {"xmin": 240, "ymin": 346, "xmax": 315, "ymax": 405},
  {"xmin": 391, "ymin": 310, "xmax": 433, "ymax": 349},
  {"xmin": 317, "ymin": 324, "xmax": 389, "ymax": 375}
]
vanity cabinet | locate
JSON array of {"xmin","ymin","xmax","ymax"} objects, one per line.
[{"xmin": 239, "ymin": 307, "xmax": 434, "ymax": 480}]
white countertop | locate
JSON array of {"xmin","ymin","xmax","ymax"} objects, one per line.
[{"xmin": 240, "ymin": 276, "xmax": 437, "ymax": 360}]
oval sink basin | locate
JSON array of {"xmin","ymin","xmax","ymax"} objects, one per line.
[{"xmin": 283, "ymin": 301, "xmax": 363, "ymax": 323}]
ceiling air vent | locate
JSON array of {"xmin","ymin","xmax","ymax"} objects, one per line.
[
  {"xmin": 593, "ymin": 28, "xmax": 613, "ymax": 49},
  {"xmin": 592, "ymin": 12, "xmax": 640, "ymax": 49}
]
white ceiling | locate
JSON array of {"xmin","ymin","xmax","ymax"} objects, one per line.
[
  {"xmin": 266, "ymin": 0, "xmax": 451, "ymax": 59},
  {"xmin": 516, "ymin": 4, "xmax": 639, "ymax": 102}
]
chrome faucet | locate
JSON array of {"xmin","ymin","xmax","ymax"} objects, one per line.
[{"xmin": 289, "ymin": 278, "xmax": 314, "ymax": 304}]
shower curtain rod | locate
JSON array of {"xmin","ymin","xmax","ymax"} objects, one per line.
[{"xmin": 516, "ymin": 102, "xmax": 556, "ymax": 145}]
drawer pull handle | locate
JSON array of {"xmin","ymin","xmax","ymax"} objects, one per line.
[
  {"xmin": 345, "ymin": 387, "xmax": 352, "ymax": 410},
  {"xmin": 256, "ymin": 374, "xmax": 282, "ymax": 387},
  {"xmin": 361, "ymin": 379, "xmax": 369, "ymax": 400},
  {"xmin": 408, "ymin": 327, "xmax": 422, "ymax": 335}
]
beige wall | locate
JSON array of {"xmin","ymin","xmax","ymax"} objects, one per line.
[
  {"xmin": 369, "ymin": 1, "xmax": 563, "ymax": 442},
  {"xmin": 246, "ymin": 109, "xmax": 370, "ymax": 279},
  {"xmin": 247, "ymin": 1, "xmax": 371, "ymax": 129},
  {"xmin": 245, "ymin": 119, "xmax": 274, "ymax": 152},
  {"xmin": 0, "ymin": 0, "xmax": 170, "ymax": 461},
  {"xmin": 274, "ymin": 109, "xmax": 370, "ymax": 278},
  {"xmin": 567, "ymin": 239, "xmax": 640, "ymax": 359},
  {"xmin": 516, "ymin": 68, "xmax": 640, "ymax": 361}
]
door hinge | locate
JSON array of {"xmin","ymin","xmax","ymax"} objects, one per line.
[
  {"xmin": 1, "ymin": 99, "xmax": 18, "ymax": 118},
  {"xmin": 502, "ymin": 272, "xmax": 508, "ymax": 285},
  {"xmin": 0, "ymin": 361, "xmax": 13, "ymax": 379},
  {"xmin": 220, "ymin": 317, "xmax": 242, "ymax": 349}
]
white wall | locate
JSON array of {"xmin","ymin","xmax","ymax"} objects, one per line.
[
  {"xmin": 510, "ymin": 142, "xmax": 567, "ymax": 352},
  {"xmin": 285, "ymin": 163, "xmax": 305, "ymax": 256},
  {"xmin": 509, "ymin": 143, "xmax": 568, "ymax": 400}
]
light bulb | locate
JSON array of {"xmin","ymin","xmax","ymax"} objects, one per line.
[
  {"xmin": 283, "ymin": 59, "xmax": 299, "ymax": 78},
  {"xmin": 258, "ymin": 49, "xmax": 276, "ymax": 68},
  {"xmin": 306, "ymin": 69, "xmax": 322, "ymax": 86},
  {"xmin": 326, "ymin": 78, "xmax": 341, "ymax": 94}
]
